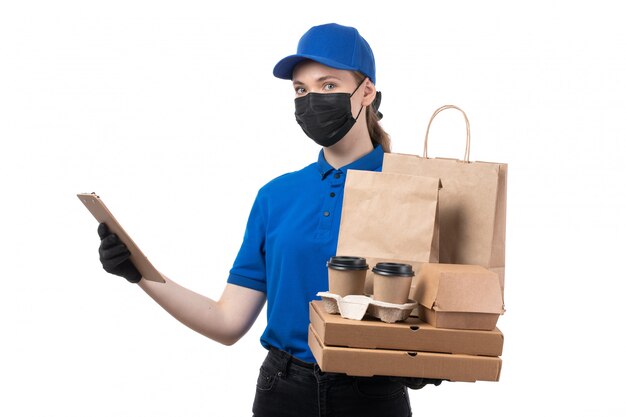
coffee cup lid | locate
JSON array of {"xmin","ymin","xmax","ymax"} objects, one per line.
[
  {"xmin": 327, "ymin": 256, "xmax": 369, "ymax": 271},
  {"xmin": 372, "ymin": 262, "xmax": 414, "ymax": 277}
]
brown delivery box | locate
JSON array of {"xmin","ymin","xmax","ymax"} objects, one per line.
[
  {"xmin": 415, "ymin": 263, "xmax": 504, "ymax": 330},
  {"xmin": 308, "ymin": 325, "xmax": 501, "ymax": 382},
  {"xmin": 309, "ymin": 301, "xmax": 503, "ymax": 356}
]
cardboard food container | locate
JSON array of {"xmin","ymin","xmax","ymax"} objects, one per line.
[
  {"xmin": 414, "ymin": 263, "xmax": 505, "ymax": 331},
  {"xmin": 310, "ymin": 300, "xmax": 503, "ymax": 356},
  {"xmin": 308, "ymin": 325, "xmax": 501, "ymax": 382}
]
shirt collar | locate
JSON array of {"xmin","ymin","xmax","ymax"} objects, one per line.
[{"xmin": 316, "ymin": 144, "xmax": 384, "ymax": 180}]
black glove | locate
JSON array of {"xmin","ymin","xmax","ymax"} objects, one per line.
[
  {"xmin": 390, "ymin": 376, "xmax": 444, "ymax": 390},
  {"xmin": 97, "ymin": 222, "xmax": 142, "ymax": 283}
]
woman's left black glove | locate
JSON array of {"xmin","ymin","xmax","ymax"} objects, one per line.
[{"xmin": 97, "ymin": 222, "xmax": 142, "ymax": 283}]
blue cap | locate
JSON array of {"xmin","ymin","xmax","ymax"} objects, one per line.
[{"xmin": 273, "ymin": 23, "xmax": 376, "ymax": 85}]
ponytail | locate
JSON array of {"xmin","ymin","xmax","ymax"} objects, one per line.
[{"xmin": 366, "ymin": 105, "xmax": 391, "ymax": 153}]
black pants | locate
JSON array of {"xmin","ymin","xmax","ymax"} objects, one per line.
[{"xmin": 252, "ymin": 347, "xmax": 412, "ymax": 417}]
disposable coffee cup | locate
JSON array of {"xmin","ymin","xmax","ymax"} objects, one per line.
[
  {"xmin": 372, "ymin": 262, "xmax": 415, "ymax": 304},
  {"xmin": 327, "ymin": 256, "xmax": 369, "ymax": 297}
]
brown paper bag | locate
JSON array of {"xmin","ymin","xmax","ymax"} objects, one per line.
[
  {"xmin": 336, "ymin": 170, "xmax": 441, "ymax": 295},
  {"xmin": 382, "ymin": 105, "xmax": 508, "ymax": 289}
]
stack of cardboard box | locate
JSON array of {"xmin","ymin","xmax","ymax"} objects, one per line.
[{"xmin": 309, "ymin": 263, "xmax": 505, "ymax": 382}]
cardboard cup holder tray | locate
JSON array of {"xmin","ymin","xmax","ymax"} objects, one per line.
[{"xmin": 316, "ymin": 291, "xmax": 417, "ymax": 323}]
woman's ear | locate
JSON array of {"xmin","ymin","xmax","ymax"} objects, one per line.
[{"xmin": 361, "ymin": 78, "xmax": 377, "ymax": 107}]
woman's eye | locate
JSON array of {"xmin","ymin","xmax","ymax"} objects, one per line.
[
  {"xmin": 323, "ymin": 83, "xmax": 336, "ymax": 91},
  {"xmin": 295, "ymin": 87, "xmax": 306, "ymax": 95}
]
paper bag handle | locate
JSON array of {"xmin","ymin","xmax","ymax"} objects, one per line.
[{"xmin": 423, "ymin": 104, "xmax": 471, "ymax": 162}]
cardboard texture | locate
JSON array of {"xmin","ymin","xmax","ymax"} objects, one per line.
[
  {"xmin": 336, "ymin": 170, "xmax": 441, "ymax": 295},
  {"xmin": 415, "ymin": 263, "xmax": 504, "ymax": 330},
  {"xmin": 328, "ymin": 267, "xmax": 367, "ymax": 297},
  {"xmin": 382, "ymin": 105, "xmax": 508, "ymax": 290},
  {"xmin": 372, "ymin": 273, "xmax": 412, "ymax": 304},
  {"xmin": 309, "ymin": 325, "xmax": 501, "ymax": 382},
  {"xmin": 310, "ymin": 301, "xmax": 503, "ymax": 356},
  {"xmin": 316, "ymin": 293, "xmax": 416, "ymax": 323}
]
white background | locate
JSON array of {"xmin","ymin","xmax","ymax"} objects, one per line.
[{"xmin": 1, "ymin": 1, "xmax": 625, "ymax": 416}]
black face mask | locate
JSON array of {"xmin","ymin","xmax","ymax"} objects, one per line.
[{"xmin": 294, "ymin": 78, "xmax": 367, "ymax": 147}]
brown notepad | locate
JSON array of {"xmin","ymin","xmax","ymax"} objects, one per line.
[{"xmin": 77, "ymin": 192, "xmax": 166, "ymax": 283}]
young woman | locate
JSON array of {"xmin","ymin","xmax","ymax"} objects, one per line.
[{"xmin": 97, "ymin": 23, "xmax": 429, "ymax": 417}]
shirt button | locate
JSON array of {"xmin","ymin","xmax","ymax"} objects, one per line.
[
  {"xmin": 334, "ymin": 173, "xmax": 341, "ymax": 179},
  {"xmin": 323, "ymin": 211, "xmax": 330, "ymax": 217},
  {"xmin": 330, "ymin": 192, "xmax": 336, "ymax": 197}
]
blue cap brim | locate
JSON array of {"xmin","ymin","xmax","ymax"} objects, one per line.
[{"xmin": 273, "ymin": 54, "xmax": 359, "ymax": 80}]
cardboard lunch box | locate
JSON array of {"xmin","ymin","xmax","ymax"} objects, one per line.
[
  {"xmin": 308, "ymin": 324, "xmax": 501, "ymax": 382},
  {"xmin": 414, "ymin": 263, "xmax": 505, "ymax": 331},
  {"xmin": 309, "ymin": 300, "xmax": 503, "ymax": 356}
]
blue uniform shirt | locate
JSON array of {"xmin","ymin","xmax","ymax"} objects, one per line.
[{"xmin": 227, "ymin": 144, "xmax": 384, "ymax": 363}]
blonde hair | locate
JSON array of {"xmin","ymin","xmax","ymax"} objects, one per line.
[{"xmin": 353, "ymin": 72, "xmax": 391, "ymax": 153}]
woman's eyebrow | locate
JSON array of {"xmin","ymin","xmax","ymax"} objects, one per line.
[
  {"xmin": 316, "ymin": 75, "xmax": 341, "ymax": 83},
  {"xmin": 293, "ymin": 75, "xmax": 342, "ymax": 86}
]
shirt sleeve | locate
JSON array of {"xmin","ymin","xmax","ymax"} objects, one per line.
[{"xmin": 227, "ymin": 189, "xmax": 267, "ymax": 293}]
